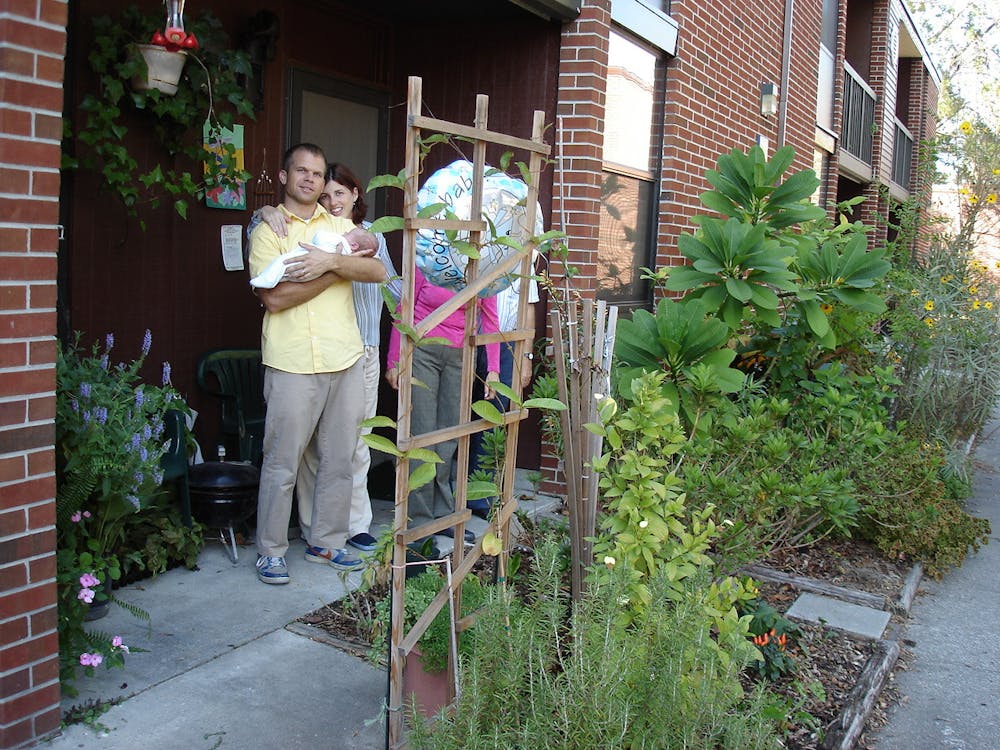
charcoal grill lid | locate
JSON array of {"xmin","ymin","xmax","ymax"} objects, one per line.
[{"xmin": 188, "ymin": 461, "xmax": 260, "ymax": 489}]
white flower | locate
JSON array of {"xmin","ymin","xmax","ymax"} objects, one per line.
[
  {"xmin": 594, "ymin": 392, "xmax": 604, "ymax": 400},
  {"xmin": 603, "ymin": 555, "xmax": 616, "ymax": 568},
  {"xmin": 639, "ymin": 520, "xmax": 649, "ymax": 529}
]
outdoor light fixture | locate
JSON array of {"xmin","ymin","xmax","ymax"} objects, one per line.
[{"xmin": 760, "ymin": 82, "xmax": 779, "ymax": 116}]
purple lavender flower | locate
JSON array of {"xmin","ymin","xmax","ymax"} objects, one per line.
[
  {"xmin": 100, "ymin": 354, "xmax": 109, "ymax": 371},
  {"xmin": 95, "ymin": 407, "xmax": 108, "ymax": 424},
  {"xmin": 126, "ymin": 494, "xmax": 140, "ymax": 510},
  {"xmin": 143, "ymin": 424, "xmax": 152, "ymax": 440},
  {"xmin": 79, "ymin": 382, "xmax": 91, "ymax": 399},
  {"xmin": 153, "ymin": 469, "xmax": 163, "ymax": 484},
  {"xmin": 105, "ymin": 333, "xmax": 114, "ymax": 351},
  {"xmin": 131, "ymin": 433, "xmax": 141, "ymax": 451},
  {"xmin": 162, "ymin": 362, "xmax": 172, "ymax": 386},
  {"xmin": 141, "ymin": 329, "xmax": 152, "ymax": 357},
  {"xmin": 139, "ymin": 447, "xmax": 148, "ymax": 462},
  {"xmin": 70, "ymin": 399, "xmax": 79, "ymax": 412},
  {"xmin": 83, "ymin": 410, "xmax": 92, "ymax": 424},
  {"xmin": 135, "ymin": 388, "xmax": 145, "ymax": 408}
]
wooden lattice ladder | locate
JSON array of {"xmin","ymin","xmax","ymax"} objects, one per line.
[{"xmin": 387, "ymin": 75, "xmax": 550, "ymax": 748}]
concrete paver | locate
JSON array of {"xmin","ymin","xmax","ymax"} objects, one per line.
[{"xmin": 786, "ymin": 591, "xmax": 891, "ymax": 640}]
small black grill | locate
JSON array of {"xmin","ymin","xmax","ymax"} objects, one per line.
[{"xmin": 188, "ymin": 461, "xmax": 259, "ymax": 562}]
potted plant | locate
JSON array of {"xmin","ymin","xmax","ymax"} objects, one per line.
[
  {"xmin": 55, "ymin": 329, "xmax": 189, "ymax": 694},
  {"xmin": 372, "ymin": 566, "xmax": 487, "ymax": 717},
  {"xmin": 62, "ymin": 5, "xmax": 255, "ymax": 224}
]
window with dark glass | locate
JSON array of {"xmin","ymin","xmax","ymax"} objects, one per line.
[{"xmin": 598, "ymin": 31, "xmax": 659, "ymax": 309}]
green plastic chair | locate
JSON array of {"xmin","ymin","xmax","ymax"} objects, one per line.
[
  {"xmin": 196, "ymin": 348, "xmax": 266, "ymax": 466},
  {"xmin": 160, "ymin": 408, "xmax": 192, "ymax": 528}
]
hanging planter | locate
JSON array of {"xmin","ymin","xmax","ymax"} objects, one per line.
[
  {"xmin": 64, "ymin": 5, "xmax": 254, "ymax": 225},
  {"xmin": 130, "ymin": 1, "xmax": 198, "ymax": 96},
  {"xmin": 131, "ymin": 43, "xmax": 188, "ymax": 95}
]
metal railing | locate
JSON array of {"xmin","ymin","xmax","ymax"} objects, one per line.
[
  {"xmin": 892, "ymin": 118, "xmax": 914, "ymax": 188},
  {"xmin": 842, "ymin": 62, "xmax": 876, "ymax": 165}
]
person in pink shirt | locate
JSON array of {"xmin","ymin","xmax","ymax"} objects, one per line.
[{"xmin": 385, "ymin": 268, "xmax": 500, "ymax": 543}]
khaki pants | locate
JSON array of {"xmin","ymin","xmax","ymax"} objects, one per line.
[
  {"xmin": 298, "ymin": 346, "xmax": 380, "ymax": 540},
  {"xmin": 255, "ymin": 361, "xmax": 364, "ymax": 558}
]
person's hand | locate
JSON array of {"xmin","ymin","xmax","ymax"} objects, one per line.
[
  {"xmin": 484, "ymin": 371, "xmax": 499, "ymax": 402},
  {"xmin": 260, "ymin": 205, "xmax": 288, "ymax": 238},
  {"xmin": 385, "ymin": 367, "xmax": 399, "ymax": 390},
  {"xmin": 283, "ymin": 244, "xmax": 336, "ymax": 282},
  {"xmin": 520, "ymin": 355, "xmax": 533, "ymax": 389}
]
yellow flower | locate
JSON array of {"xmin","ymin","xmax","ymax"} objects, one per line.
[
  {"xmin": 993, "ymin": 168, "xmax": 1000, "ymax": 176},
  {"xmin": 987, "ymin": 301, "xmax": 994, "ymax": 310},
  {"xmin": 940, "ymin": 274, "xmax": 953, "ymax": 283},
  {"xmin": 924, "ymin": 300, "xmax": 935, "ymax": 311},
  {"xmin": 959, "ymin": 121, "xmax": 973, "ymax": 134},
  {"xmin": 969, "ymin": 195, "xmax": 979, "ymax": 205},
  {"xmin": 988, "ymin": 194, "xmax": 997, "ymax": 204},
  {"xmin": 910, "ymin": 289, "xmax": 920, "ymax": 296},
  {"xmin": 820, "ymin": 303, "xmax": 834, "ymax": 314},
  {"xmin": 924, "ymin": 317, "xmax": 935, "ymax": 327},
  {"xmin": 973, "ymin": 300, "xmax": 982, "ymax": 310},
  {"xmin": 969, "ymin": 285, "xmax": 979, "ymax": 295}
]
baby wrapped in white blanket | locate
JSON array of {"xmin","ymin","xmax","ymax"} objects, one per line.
[{"xmin": 250, "ymin": 231, "xmax": 351, "ymax": 289}]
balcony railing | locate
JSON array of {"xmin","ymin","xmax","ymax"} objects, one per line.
[
  {"xmin": 842, "ymin": 62, "xmax": 876, "ymax": 166},
  {"xmin": 892, "ymin": 118, "xmax": 914, "ymax": 189}
]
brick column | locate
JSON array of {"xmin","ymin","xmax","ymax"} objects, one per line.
[
  {"xmin": 541, "ymin": 0, "xmax": 610, "ymax": 494},
  {"xmin": 0, "ymin": 1, "xmax": 67, "ymax": 747}
]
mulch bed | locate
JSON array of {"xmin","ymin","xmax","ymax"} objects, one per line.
[{"xmin": 296, "ymin": 535, "xmax": 917, "ymax": 750}]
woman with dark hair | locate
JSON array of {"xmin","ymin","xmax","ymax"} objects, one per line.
[{"xmin": 252, "ymin": 162, "xmax": 400, "ymax": 553}]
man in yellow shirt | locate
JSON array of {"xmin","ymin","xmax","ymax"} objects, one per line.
[{"xmin": 249, "ymin": 143, "xmax": 386, "ymax": 585}]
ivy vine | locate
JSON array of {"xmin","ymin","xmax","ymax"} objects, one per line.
[{"xmin": 63, "ymin": 6, "xmax": 255, "ymax": 225}]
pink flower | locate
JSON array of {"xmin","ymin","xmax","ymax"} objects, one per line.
[
  {"xmin": 79, "ymin": 652, "xmax": 103, "ymax": 667},
  {"xmin": 79, "ymin": 573, "xmax": 100, "ymax": 588},
  {"xmin": 78, "ymin": 588, "xmax": 95, "ymax": 604},
  {"xmin": 71, "ymin": 511, "xmax": 82, "ymax": 523},
  {"xmin": 83, "ymin": 511, "xmax": 92, "ymax": 518},
  {"xmin": 112, "ymin": 636, "xmax": 124, "ymax": 648}
]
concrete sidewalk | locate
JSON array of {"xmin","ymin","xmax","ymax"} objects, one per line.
[
  {"xmin": 869, "ymin": 420, "xmax": 1000, "ymax": 750},
  {"xmin": 46, "ymin": 476, "xmax": 559, "ymax": 750}
]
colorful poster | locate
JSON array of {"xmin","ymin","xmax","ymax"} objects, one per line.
[{"xmin": 204, "ymin": 123, "xmax": 246, "ymax": 210}]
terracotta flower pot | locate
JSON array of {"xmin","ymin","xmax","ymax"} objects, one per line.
[
  {"xmin": 131, "ymin": 44, "xmax": 187, "ymax": 95},
  {"xmin": 403, "ymin": 647, "xmax": 451, "ymax": 719}
]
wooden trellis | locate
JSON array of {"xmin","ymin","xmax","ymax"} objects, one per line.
[{"xmin": 388, "ymin": 76, "xmax": 550, "ymax": 748}]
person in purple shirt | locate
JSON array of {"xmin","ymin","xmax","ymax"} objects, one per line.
[{"xmin": 385, "ymin": 269, "xmax": 499, "ymax": 543}]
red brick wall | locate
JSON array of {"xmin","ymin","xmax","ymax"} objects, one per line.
[
  {"xmin": 0, "ymin": 1, "xmax": 67, "ymax": 747},
  {"xmin": 657, "ymin": 0, "xmax": 824, "ymax": 272},
  {"xmin": 540, "ymin": 0, "xmax": 611, "ymax": 493},
  {"xmin": 550, "ymin": 0, "xmax": 610, "ymax": 299}
]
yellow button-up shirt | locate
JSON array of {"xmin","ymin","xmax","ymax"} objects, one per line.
[{"xmin": 249, "ymin": 205, "xmax": 363, "ymax": 374}]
